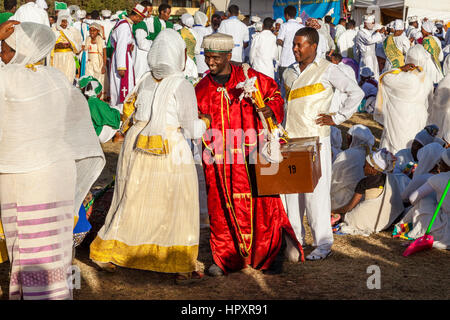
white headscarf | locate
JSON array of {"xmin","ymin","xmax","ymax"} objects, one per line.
[
  {"xmin": 348, "ymin": 124, "xmax": 375, "ymax": 149},
  {"xmin": 148, "ymin": 29, "xmax": 186, "ymax": 80},
  {"xmin": 194, "ymin": 11, "xmax": 208, "ymax": 27},
  {"xmin": 415, "ymin": 142, "xmax": 445, "ymax": 175},
  {"xmin": 56, "ymin": 14, "xmax": 72, "ymax": 30},
  {"xmin": 181, "ymin": 13, "xmax": 195, "ymax": 28},
  {"xmin": 4, "ymin": 22, "xmax": 56, "ymax": 66}
]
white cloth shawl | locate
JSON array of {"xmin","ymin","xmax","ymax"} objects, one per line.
[{"xmin": 0, "ymin": 22, "xmax": 105, "ymax": 214}]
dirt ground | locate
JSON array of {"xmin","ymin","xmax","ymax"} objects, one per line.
[{"xmin": 1, "ymin": 113, "xmax": 449, "ymax": 300}]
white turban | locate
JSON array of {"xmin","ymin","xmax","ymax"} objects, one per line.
[
  {"xmin": 394, "ymin": 19, "xmax": 404, "ymax": 31},
  {"xmin": 408, "ymin": 16, "xmax": 418, "ymax": 23},
  {"xmin": 442, "ymin": 149, "xmax": 450, "ymax": 167},
  {"xmin": 148, "ymin": 29, "xmax": 186, "ymax": 80},
  {"xmin": 276, "ymin": 18, "xmax": 283, "ymax": 25},
  {"xmin": 76, "ymin": 9, "xmax": 86, "ymax": 20},
  {"xmin": 364, "ymin": 15, "xmax": 375, "ymax": 24},
  {"xmin": 255, "ymin": 21, "xmax": 263, "ymax": 32},
  {"xmin": 366, "ymin": 148, "xmax": 396, "ymax": 173},
  {"xmin": 348, "ymin": 124, "xmax": 375, "ymax": 149},
  {"xmin": 181, "ymin": 13, "xmax": 195, "ymax": 28},
  {"xmin": 194, "ymin": 11, "xmax": 208, "ymax": 27},
  {"xmin": 36, "ymin": 0, "xmax": 48, "ymax": 10},
  {"xmin": 4, "ymin": 22, "xmax": 56, "ymax": 66},
  {"xmin": 102, "ymin": 10, "xmax": 111, "ymax": 18},
  {"xmin": 422, "ymin": 20, "xmax": 434, "ymax": 33}
]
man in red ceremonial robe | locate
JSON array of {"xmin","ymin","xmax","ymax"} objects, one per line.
[{"xmin": 195, "ymin": 33, "xmax": 303, "ymax": 276}]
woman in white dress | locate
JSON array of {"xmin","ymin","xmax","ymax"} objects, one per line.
[{"xmin": 89, "ymin": 29, "xmax": 210, "ymax": 283}]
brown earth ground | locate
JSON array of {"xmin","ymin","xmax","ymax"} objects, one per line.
[{"xmin": 1, "ymin": 113, "xmax": 449, "ymax": 300}]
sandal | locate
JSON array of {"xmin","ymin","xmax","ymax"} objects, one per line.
[
  {"xmin": 92, "ymin": 260, "xmax": 117, "ymax": 273},
  {"xmin": 306, "ymin": 248, "xmax": 332, "ymax": 261},
  {"xmin": 175, "ymin": 271, "xmax": 204, "ymax": 285},
  {"xmin": 331, "ymin": 214, "xmax": 341, "ymax": 226}
]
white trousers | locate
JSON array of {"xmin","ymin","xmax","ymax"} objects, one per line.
[{"xmin": 281, "ymin": 136, "xmax": 334, "ymax": 250}]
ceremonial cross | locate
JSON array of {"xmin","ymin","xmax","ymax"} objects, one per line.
[{"xmin": 122, "ymin": 87, "xmax": 128, "ymax": 98}]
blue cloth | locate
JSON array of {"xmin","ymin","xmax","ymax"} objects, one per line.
[
  {"xmin": 273, "ymin": 0, "xmax": 341, "ymax": 24},
  {"xmin": 73, "ymin": 204, "xmax": 92, "ymax": 234}
]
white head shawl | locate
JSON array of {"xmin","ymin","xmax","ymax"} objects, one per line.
[
  {"xmin": 56, "ymin": 13, "xmax": 72, "ymax": 30},
  {"xmin": 181, "ymin": 13, "xmax": 195, "ymax": 28},
  {"xmin": 422, "ymin": 20, "xmax": 434, "ymax": 33},
  {"xmin": 36, "ymin": 0, "xmax": 48, "ymax": 10},
  {"xmin": 415, "ymin": 142, "xmax": 444, "ymax": 175},
  {"xmin": 441, "ymin": 149, "xmax": 450, "ymax": 166},
  {"xmin": 348, "ymin": 124, "xmax": 375, "ymax": 149},
  {"xmin": 194, "ymin": 11, "xmax": 208, "ymax": 27},
  {"xmin": 4, "ymin": 22, "xmax": 56, "ymax": 66},
  {"xmin": 394, "ymin": 19, "xmax": 404, "ymax": 31},
  {"xmin": 330, "ymin": 126, "xmax": 342, "ymax": 150},
  {"xmin": 366, "ymin": 148, "xmax": 396, "ymax": 173},
  {"xmin": 406, "ymin": 44, "xmax": 430, "ymax": 68},
  {"xmin": 148, "ymin": 29, "xmax": 186, "ymax": 80}
]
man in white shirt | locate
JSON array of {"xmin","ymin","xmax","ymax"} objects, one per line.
[
  {"xmin": 10, "ymin": 0, "xmax": 50, "ymax": 26},
  {"xmin": 193, "ymin": 10, "xmax": 212, "ymax": 76},
  {"xmin": 100, "ymin": 10, "xmax": 115, "ymax": 42},
  {"xmin": 276, "ymin": 5, "xmax": 303, "ymax": 83},
  {"xmin": 335, "ymin": 18, "xmax": 346, "ymax": 44},
  {"xmin": 282, "ymin": 27, "xmax": 364, "ymax": 261},
  {"xmin": 355, "ymin": 15, "xmax": 385, "ymax": 80},
  {"xmin": 218, "ymin": 4, "xmax": 249, "ymax": 63},
  {"xmin": 338, "ymin": 20, "xmax": 357, "ymax": 59},
  {"xmin": 249, "ymin": 18, "xmax": 278, "ymax": 79}
]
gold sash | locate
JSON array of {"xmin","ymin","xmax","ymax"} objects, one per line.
[{"xmin": 383, "ymin": 35, "xmax": 404, "ymax": 68}]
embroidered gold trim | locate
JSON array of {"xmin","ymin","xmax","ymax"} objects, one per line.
[{"xmin": 288, "ymin": 83, "xmax": 325, "ymax": 101}]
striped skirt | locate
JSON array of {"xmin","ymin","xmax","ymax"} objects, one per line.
[{"xmin": 0, "ymin": 160, "xmax": 76, "ymax": 300}]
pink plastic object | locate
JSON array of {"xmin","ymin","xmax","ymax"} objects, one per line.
[{"xmin": 402, "ymin": 234, "xmax": 434, "ymax": 257}]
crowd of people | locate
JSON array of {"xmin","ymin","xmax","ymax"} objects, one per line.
[{"xmin": 0, "ymin": 0, "xmax": 449, "ymax": 300}]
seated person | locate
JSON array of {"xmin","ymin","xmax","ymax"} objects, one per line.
[
  {"xmin": 331, "ymin": 148, "xmax": 404, "ymax": 235},
  {"xmin": 394, "ymin": 149, "xmax": 450, "ymax": 249},
  {"xmin": 358, "ymin": 67, "xmax": 378, "ymax": 113},
  {"xmin": 78, "ymin": 76, "xmax": 121, "ymax": 143},
  {"xmin": 331, "ymin": 124, "xmax": 375, "ymax": 211},
  {"xmin": 394, "ymin": 125, "xmax": 440, "ymax": 177},
  {"xmin": 401, "ymin": 142, "xmax": 444, "ymax": 205}
]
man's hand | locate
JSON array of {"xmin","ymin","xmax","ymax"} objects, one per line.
[
  {"xmin": 400, "ymin": 63, "xmax": 416, "ymax": 72},
  {"xmin": 0, "ymin": 20, "xmax": 20, "ymax": 41},
  {"xmin": 118, "ymin": 70, "xmax": 126, "ymax": 78},
  {"xmin": 101, "ymin": 65, "xmax": 107, "ymax": 74},
  {"xmin": 316, "ymin": 113, "xmax": 336, "ymax": 126},
  {"xmin": 258, "ymin": 105, "xmax": 275, "ymax": 120}
]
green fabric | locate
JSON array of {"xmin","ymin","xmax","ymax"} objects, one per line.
[
  {"xmin": 146, "ymin": 17, "xmax": 173, "ymax": 41},
  {"xmin": 0, "ymin": 12, "xmax": 13, "ymax": 25},
  {"xmin": 133, "ymin": 20, "xmax": 148, "ymax": 37},
  {"xmin": 180, "ymin": 27, "xmax": 196, "ymax": 63},
  {"xmin": 55, "ymin": 1, "xmax": 68, "ymax": 10},
  {"xmin": 88, "ymin": 97, "xmax": 121, "ymax": 136}
]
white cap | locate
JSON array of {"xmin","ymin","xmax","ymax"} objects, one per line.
[
  {"xmin": 408, "ymin": 16, "xmax": 418, "ymax": 23},
  {"xmin": 275, "ymin": 18, "xmax": 283, "ymax": 25},
  {"xmin": 366, "ymin": 148, "xmax": 396, "ymax": 173},
  {"xmin": 251, "ymin": 16, "xmax": 261, "ymax": 23},
  {"xmin": 360, "ymin": 66, "xmax": 374, "ymax": 78},
  {"xmin": 181, "ymin": 13, "xmax": 194, "ymax": 28},
  {"xmin": 394, "ymin": 19, "xmax": 404, "ymax": 31}
]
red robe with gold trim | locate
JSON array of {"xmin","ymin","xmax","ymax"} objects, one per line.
[{"xmin": 196, "ymin": 64, "xmax": 303, "ymax": 274}]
